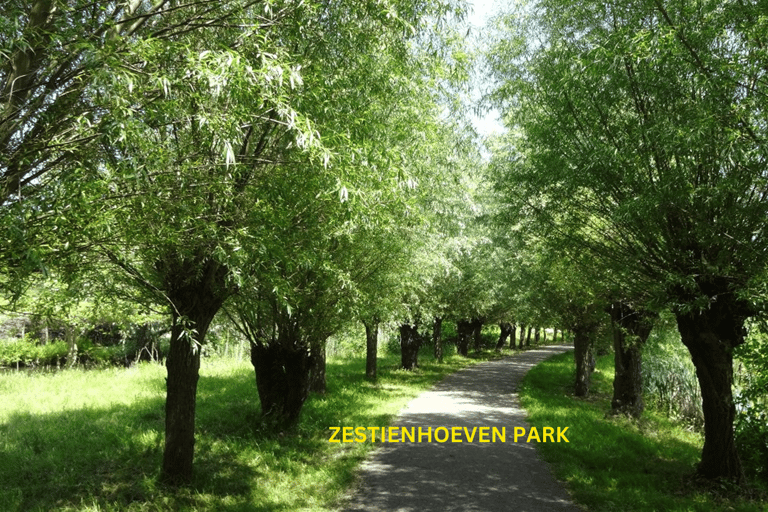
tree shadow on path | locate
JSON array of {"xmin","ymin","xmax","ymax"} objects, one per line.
[{"xmin": 343, "ymin": 344, "xmax": 582, "ymax": 512}]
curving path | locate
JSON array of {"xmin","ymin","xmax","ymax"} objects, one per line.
[{"xmin": 342, "ymin": 344, "xmax": 581, "ymax": 512}]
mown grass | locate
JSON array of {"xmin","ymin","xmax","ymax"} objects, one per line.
[
  {"xmin": 520, "ymin": 351, "xmax": 768, "ymax": 512},
  {"xmin": 0, "ymin": 345, "xmax": 503, "ymax": 511}
]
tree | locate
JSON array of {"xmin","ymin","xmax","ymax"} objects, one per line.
[
  {"xmin": 488, "ymin": 0, "xmax": 768, "ymax": 482},
  {"xmin": 0, "ymin": 1, "xmax": 267, "ymax": 295},
  {"xmin": 5, "ymin": 0, "xmax": 472, "ymax": 485},
  {"xmin": 607, "ymin": 302, "xmax": 656, "ymax": 418},
  {"xmin": 87, "ymin": 0, "xmax": 468, "ymax": 484},
  {"xmin": 364, "ymin": 317, "xmax": 381, "ymax": 379}
]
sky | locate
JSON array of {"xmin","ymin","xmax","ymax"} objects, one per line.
[
  {"xmin": 464, "ymin": 0, "xmax": 508, "ymax": 137},
  {"xmin": 467, "ymin": 0, "xmax": 504, "ymax": 27}
]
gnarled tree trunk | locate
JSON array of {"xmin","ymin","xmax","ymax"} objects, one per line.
[
  {"xmin": 509, "ymin": 324, "xmax": 517, "ymax": 349},
  {"xmin": 251, "ymin": 341, "xmax": 313, "ymax": 425},
  {"xmin": 471, "ymin": 318, "xmax": 483, "ymax": 352},
  {"xmin": 160, "ymin": 258, "xmax": 229, "ymax": 486},
  {"xmin": 495, "ymin": 322, "xmax": 513, "ymax": 352},
  {"xmin": 608, "ymin": 303, "xmax": 655, "ymax": 418},
  {"xmin": 433, "ymin": 316, "xmax": 443, "ymax": 363},
  {"xmin": 674, "ymin": 287, "xmax": 749, "ymax": 483},
  {"xmin": 573, "ymin": 324, "xmax": 597, "ymax": 397},
  {"xmin": 456, "ymin": 319, "xmax": 472, "ymax": 356},
  {"xmin": 309, "ymin": 343, "xmax": 326, "ymax": 394},
  {"xmin": 234, "ymin": 303, "xmax": 317, "ymax": 430},
  {"xmin": 400, "ymin": 323, "xmax": 420, "ymax": 370}
]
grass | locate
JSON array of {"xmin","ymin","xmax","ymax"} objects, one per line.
[
  {"xmin": 520, "ymin": 350, "xmax": 768, "ymax": 512},
  {"xmin": 0, "ymin": 344, "xmax": 504, "ymax": 511}
]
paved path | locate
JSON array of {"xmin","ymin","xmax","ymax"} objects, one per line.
[{"xmin": 342, "ymin": 344, "xmax": 581, "ymax": 512}]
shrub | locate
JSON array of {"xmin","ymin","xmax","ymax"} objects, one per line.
[
  {"xmin": 734, "ymin": 328, "xmax": 768, "ymax": 484},
  {"xmin": 0, "ymin": 337, "xmax": 68, "ymax": 368},
  {"xmin": 36, "ymin": 341, "xmax": 68, "ymax": 366},
  {"xmin": 0, "ymin": 338, "xmax": 36, "ymax": 367},
  {"xmin": 642, "ymin": 323, "xmax": 704, "ymax": 430}
]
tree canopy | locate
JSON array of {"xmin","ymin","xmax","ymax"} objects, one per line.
[
  {"xmin": 487, "ymin": 0, "xmax": 768, "ymax": 482},
  {"xmin": 5, "ymin": 0, "xmax": 768, "ymax": 493}
]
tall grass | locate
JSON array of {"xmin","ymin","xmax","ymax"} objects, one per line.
[
  {"xmin": 0, "ymin": 340, "xmax": 501, "ymax": 511},
  {"xmin": 642, "ymin": 321, "xmax": 703, "ymax": 429}
]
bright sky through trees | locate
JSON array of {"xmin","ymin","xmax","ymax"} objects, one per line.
[{"xmin": 467, "ymin": 0, "xmax": 507, "ymax": 137}]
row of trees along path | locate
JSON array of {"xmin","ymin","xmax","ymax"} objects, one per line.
[{"xmin": 5, "ymin": 0, "xmax": 765, "ymax": 492}]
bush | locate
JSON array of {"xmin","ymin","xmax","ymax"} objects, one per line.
[
  {"xmin": 0, "ymin": 337, "xmax": 68, "ymax": 368},
  {"xmin": 734, "ymin": 328, "xmax": 768, "ymax": 484},
  {"xmin": 35, "ymin": 341, "xmax": 68, "ymax": 366},
  {"xmin": 0, "ymin": 338, "xmax": 36, "ymax": 367},
  {"xmin": 734, "ymin": 400, "xmax": 768, "ymax": 485},
  {"xmin": 79, "ymin": 338, "xmax": 127, "ymax": 366},
  {"xmin": 642, "ymin": 323, "xmax": 704, "ymax": 430}
]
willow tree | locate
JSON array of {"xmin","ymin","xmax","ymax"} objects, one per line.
[
  {"xmin": 1, "ymin": 0, "xmax": 315, "ymax": 485},
  {"xmin": 0, "ymin": 1, "xmax": 265, "ymax": 296},
  {"xmin": 488, "ymin": 0, "xmax": 768, "ymax": 482},
  {"xmin": 93, "ymin": 0, "xmax": 470, "ymax": 483},
  {"xmin": 93, "ymin": 3, "xmax": 319, "ymax": 485}
]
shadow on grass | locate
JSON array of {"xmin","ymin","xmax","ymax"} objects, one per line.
[
  {"xmin": 1, "ymin": 395, "xmax": 164, "ymax": 511},
  {"xmin": 0, "ymin": 389, "xmax": 267, "ymax": 511},
  {"xmin": 0, "ymin": 351, "xmax": 489, "ymax": 511},
  {"xmin": 522, "ymin": 351, "xmax": 767, "ymax": 512}
]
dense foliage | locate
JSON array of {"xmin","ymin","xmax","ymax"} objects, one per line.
[
  {"xmin": 487, "ymin": 0, "xmax": 768, "ymax": 482},
  {"xmin": 2, "ymin": 0, "xmax": 767, "ymax": 502}
]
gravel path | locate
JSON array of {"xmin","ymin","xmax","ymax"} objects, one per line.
[{"xmin": 342, "ymin": 344, "xmax": 581, "ymax": 512}]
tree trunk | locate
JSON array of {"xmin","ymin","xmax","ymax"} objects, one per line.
[
  {"xmin": 517, "ymin": 324, "xmax": 525, "ymax": 349},
  {"xmin": 534, "ymin": 327, "xmax": 540, "ymax": 344},
  {"xmin": 608, "ymin": 303, "xmax": 655, "ymax": 418},
  {"xmin": 309, "ymin": 343, "xmax": 326, "ymax": 394},
  {"xmin": 400, "ymin": 323, "xmax": 420, "ymax": 370},
  {"xmin": 472, "ymin": 318, "xmax": 483, "ymax": 352},
  {"xmin": 162, "ymin": 317, "xmax": 202, "ymax": 486},
  {"xmin": 251, "ymin": 342, "xmax": 313, "ymax": 426},
  {"xmin": 525, "ymin": 326, "xmax": 533, "ymax": 347},
  {"xmin": 364, "ymin": 319, "xmax": 379, "ymax": 380},
  {"xmin": 495, "ymin": 322, "xmax": 512, "ymax": 351},
  {"xmin": 456, "ymin": 319, "xmax": 472, "ymax": 356},
  {"xmin": 553, "ymin": 328, "xmax": 558, "ymax": 342},
  {"xmin": 573, "ymin": 327, "xmax": 594, "ymax": 397},
  {"xmin": 674, "ymin": 291, "xmax": 749, "ymax": 483},
  {"xmin": 432, "ymin": 317, "xmax": 443, "ymax": 362},
  {"xmin": 65, "ymin": 325, "xmax": 78, "ymax": 368},
  {"xmin": 160, "ymin": 258, "xmax": 229, "ymax": 486}
]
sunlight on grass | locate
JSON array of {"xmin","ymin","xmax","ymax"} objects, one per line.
[
  {"xmin": 0, "ymin": 349, "xmax": 495, "ymax": 511},
  {"xmin": 520, "ymin": 351, "xmax": 767, "ymax": 512},
  {"xmin": 0, "ymin": 364, "xmax": 166, "ymax": 419}
]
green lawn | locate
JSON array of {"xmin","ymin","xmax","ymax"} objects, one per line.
[
  {"xmin": 520, "ymin": 351, "xmax": 768, "ymax": 512},
  {"xmin": 0, "ymin": 348, "xmax": 500, "ymax": 511}
]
